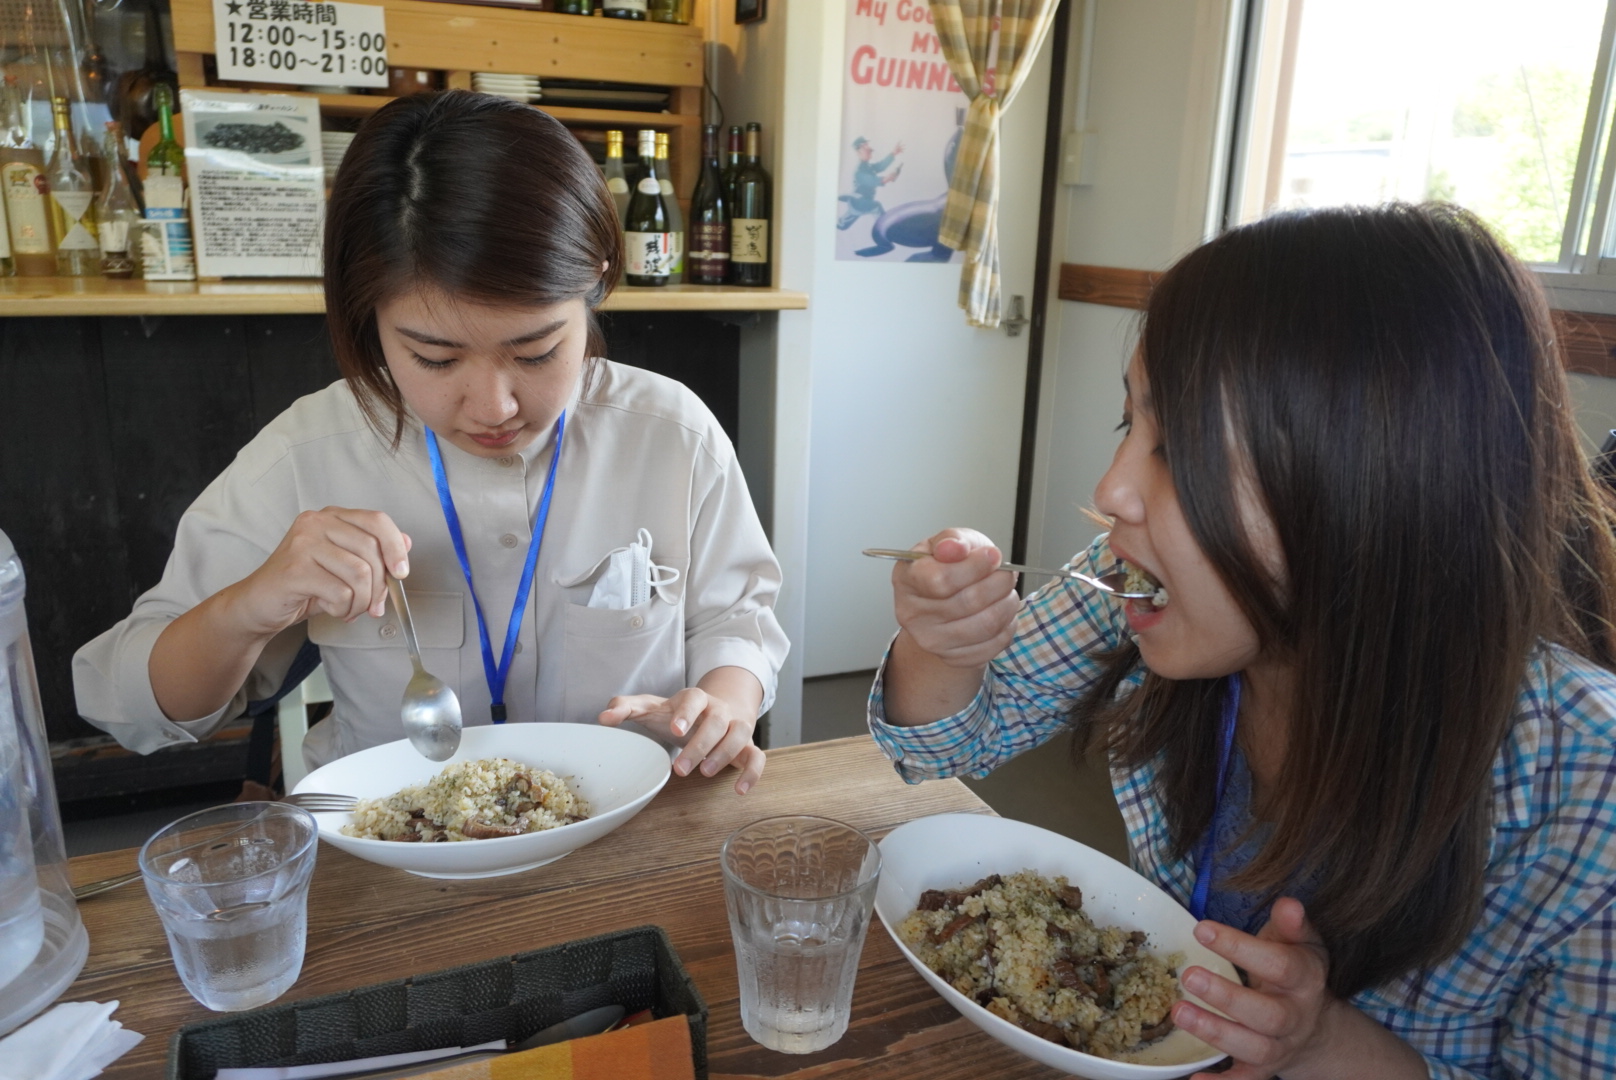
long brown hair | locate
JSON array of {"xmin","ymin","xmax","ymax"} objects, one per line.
[
  {"xmin": 323, "ymin": 90, "xmax": 623, "ymax": 445},
  {"xmin": 1076, "ymin": 203, "xmax": 1616, "ymax": 996}
]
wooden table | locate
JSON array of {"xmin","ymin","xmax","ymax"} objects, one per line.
[{"xmin": 65, "ymin": 736, "xmax": 1065, "ymax": 1079}]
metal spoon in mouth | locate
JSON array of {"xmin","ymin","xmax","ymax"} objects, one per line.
[
  {"xmin": 387, "ymin": 575, "xmax": 464, "ymax": 761},
  {"xmin": 861, "ymin": 548, "xmax": 1159, "ymax": 600}
]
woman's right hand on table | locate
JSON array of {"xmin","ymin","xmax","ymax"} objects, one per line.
[
  {"xmin": 892, "ymin": 527, "xmax": 1021, "ymax": 667},
  {"xmin": 230, "ymin": 507, "xmax": 413, "ymax": 638}
]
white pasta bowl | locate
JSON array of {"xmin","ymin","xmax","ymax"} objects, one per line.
[
  {"xmin": 875, "ymin": 813, "xmax": 1238, "ymax": 1079},
  {"xmin": 293, "ymin": 724, "xmax": 671, "ymax": 880}
]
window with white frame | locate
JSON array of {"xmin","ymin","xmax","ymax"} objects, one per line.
[{"xmin": 1225, "ymin": 0, "xmax": 1616, "ymax": 295}]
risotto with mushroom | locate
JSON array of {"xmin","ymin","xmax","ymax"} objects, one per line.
[
  {"xmin": 897, "ymin": 869, "xmax": 1181, "ymax": 1060},
  {"xmin": 341, "ymin": 757, "xmax": 587, "ymax": 842}
]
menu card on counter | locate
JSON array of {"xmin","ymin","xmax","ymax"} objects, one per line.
[{"xmin": 180, "ymin": 89, "xmax": 325, "ymax": 278}]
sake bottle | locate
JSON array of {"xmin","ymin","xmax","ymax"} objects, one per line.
[
  {"xmin": 603, "ymin": 129, "xmax": 630, "ymax": 224},
  {"xmin": 622, "ymin": 129, "xmax": 671, "ymax": 287},
  {"xmin": 46, "ymin": 97, "xmax": 99, "ymax": 276},
  {"xmin": 0, "ymin": 77, "xmax": 54, "ymax": 276},
  {"xmin": 655, "ymin": 131, "xmax": 683, "ymax": 280}
]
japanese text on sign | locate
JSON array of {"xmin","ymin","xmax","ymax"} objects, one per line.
[{"xmin": 212, "ymin": 0, "xmax": 388, "ymax": 89}]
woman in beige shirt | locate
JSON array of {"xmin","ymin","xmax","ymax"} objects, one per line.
[{"xmin": 73, "ymin": 92, "xmax": 787, "ymax": 791}]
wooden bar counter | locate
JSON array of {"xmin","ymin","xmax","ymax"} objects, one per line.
[{"xmin": 63, "ymin": 736, "xmax": 1064, "ymax": 1079}]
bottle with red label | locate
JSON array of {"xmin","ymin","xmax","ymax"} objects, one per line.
[{"xmin": 688, "ymin": 124, "xmax": 729, "ymax": 285}]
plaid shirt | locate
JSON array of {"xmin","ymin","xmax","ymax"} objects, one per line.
[{"xmin": 868, "ymin": 535, "xmax": 1616, "ymax": 1079}]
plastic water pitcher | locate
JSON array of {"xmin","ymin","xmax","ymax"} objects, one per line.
[{"xmin": 0, "ymin": 529, "xmax": 88, "ymax": 1035}]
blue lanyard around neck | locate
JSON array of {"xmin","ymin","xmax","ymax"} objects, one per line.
[
  {"xmin": 1189, "ymin": 673, "xmax": 1242, "ymax": 920},
  {"xmin": 423, "ymin": 412, "xmax": 565, "ymax": 724}
]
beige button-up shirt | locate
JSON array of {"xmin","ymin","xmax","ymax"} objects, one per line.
[{"xmin": 73, "ymin": 361, "xmax": 788, "ymax": 769}]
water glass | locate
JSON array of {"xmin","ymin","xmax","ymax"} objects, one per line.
[
  {"xmin": 140, "ymin": 802, "xmax": 318, "ymax": 1012},
  {"xmin": 721, "ymin": 815, "xmax": 881, "ymax": 1054}
]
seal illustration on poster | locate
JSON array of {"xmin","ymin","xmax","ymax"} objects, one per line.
[{"xmin": 837, "ymin": 0, "xmax": 967, "ymax": 263}]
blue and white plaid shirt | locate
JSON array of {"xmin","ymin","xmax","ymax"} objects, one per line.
[{"xmin": 868, "ymin": 535, "xmax": 1616, "ymax": 1079}]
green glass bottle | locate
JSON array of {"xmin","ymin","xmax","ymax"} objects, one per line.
[
  {"xmin": 147, "ymin": 83, "xmax": 184, "ymax": 178},
  {"xmin": 655, "ymin": 131, "xmax": 682, "ymax": 279},
  {"xmin": 648, "ymin": 0, "xmax": 685, "ymax": 22},
  {"xmin": 622, "ymin": 128, "xmax": 671, "ymax": 286},
  {"xmin": 603, "ymin": 129, "xmax": 629, "ymax": 224},
  {"xmin": 601, "ymin": 0, "xmax": 647, "ymax": 18},
  {"xmin": 553, "ymin": 0, "xmax": 595, "ymax": 12},
  {"xmin": 728, "ymin": 122, "xmax": 770, "ymax": 287},
  {"xmin": 687, "ymin": 124, "xmax": 728, "ymax": 285}
]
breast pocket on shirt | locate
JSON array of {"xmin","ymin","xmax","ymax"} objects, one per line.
[
  {"xmin": 561, "ymin": 595, "xmax": 684, "ymax": 721},
  {"xmin": 307, "ymin": 592, "xmax": 466, "ymax": 748}
]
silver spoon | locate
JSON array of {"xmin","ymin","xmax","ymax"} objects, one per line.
[
  {"xmin": 387, "ymin": 576, "xmax": 464, "ymax": 761},
  {"xmin": 862, "ymin": 548, "xmax": 1158, "ymax": 600}
]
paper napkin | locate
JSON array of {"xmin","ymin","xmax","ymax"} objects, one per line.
[{"xmin": 0, "ymin": 1000, "xmax": 145, "ymax": 1080}]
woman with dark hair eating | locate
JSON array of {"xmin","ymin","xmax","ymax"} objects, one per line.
[
  {"xmin": 872, "ymin": 204, "xmax": 1616, "ymax": 1076},
  {"xmin": 74, "ymin": 91, "xmax": 786, "ymax": 793}
]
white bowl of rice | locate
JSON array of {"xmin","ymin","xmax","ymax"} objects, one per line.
[
  {"xmin": 292, "ymin": 724, "xmax": 671, "ymax": 879},
  {"xmin": 875, "ymin": 814, "xmax": 1238, "ymax": 1079}
]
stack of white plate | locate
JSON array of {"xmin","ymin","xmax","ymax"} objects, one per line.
[
  {"xmin": 471, "ymin": 72, "xmax": 541, "ymax": 103},
  {"xmin": 322, "ymin": 131, "xmax": 356, "ymax": 184}
]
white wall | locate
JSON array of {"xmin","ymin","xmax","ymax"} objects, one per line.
[{"xmin": 1027, "ymin": 0, "xmax": 1238, "ymax": 570}]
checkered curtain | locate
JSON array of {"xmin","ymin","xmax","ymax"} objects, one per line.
[{"xmin": 930, "ymin": 0, "xmax": 1062, "ymax": 328}]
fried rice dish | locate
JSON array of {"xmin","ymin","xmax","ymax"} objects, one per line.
[
  {"xmin": 898, "ymin": 869, "xmax": 1181, "ymax": 1060},
  {"xmin": 341, "ymin": 757, "xmax": 588, "ymax": 842}
]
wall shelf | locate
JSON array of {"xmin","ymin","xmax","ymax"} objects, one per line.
[{"xmin": 0, "ymin": 277, "xmax": 806, "ymax": 317}]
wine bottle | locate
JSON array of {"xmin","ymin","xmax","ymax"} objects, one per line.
[
  {"xmin": 142, "ymin": 82, "xmax": 195, "ymax": 281},
  {"xmin": 601, "ymin": 0, "xmax": 647, "ymax": 18},
  {"xmin": 687, "ymin": 124, "xmax": 728, "ymax": 286},
  {"xmin": 47, "ymin": 97, "xmax": 99, "ymax": 276},
  {"xmin": 622, "ymin": 129, "xmax": 671, "ymax": 286},
  {"xmin": 97, "ymin": 121, "xmax": 138, "ymax": 278},
  {"xmin": 603, "ymin": 129, "xmax": 630, "ymax": 224},
  {"xmin": 0, "ymin": 76, "xmax": 53, "ymax": 276},
  {"xmin": 553, "ymin": 0, "xmax": 595, "ymax": 11},
  {"xmin": 648, "ymin": 0, "xmax": 686, "ymax": 21},
  {"xmin": 728, "ymin": 122, "xmax": 770, "ymax": 287},
  {"xmin": 722, "ymin": 124, "xmax": 742, "ymax": 205},
  {"xmin": 655, "ymin": 131, "xmax": 683, "ymax": 280}
]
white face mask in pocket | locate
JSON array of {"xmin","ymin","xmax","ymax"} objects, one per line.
[{"xmin": 587, "ymin": 528, "xmax": 681, "ymax": 609}]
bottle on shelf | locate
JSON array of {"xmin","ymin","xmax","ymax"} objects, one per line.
[
  {"xmin": 601, "ymin": 0, "xmax": 648, "ymax": 18},
  {"xmin": 46, "ymin": 97, "xmax": 99, "ymax": 277},
  {"xmin": 0, "ymin": 77, "xmax": 54, "ymax": 277},
  {"xmin": 622, "ymin": 128, "xmax": 671, "ymax": 287},
  {"xmin": 654, "ymin": 130, "xmax": 682, "ymax": 280},
  {"xmin": 728, "ymin": 121, "xmax": 770, "ymax": 287},
  {"xmin": 687, "ymin": 123, "xmax": 728, "ymax": 286},
  {"xmin": 110, "ymin": 0, "xmax": 177, "ymax": 143},
  {"xmin": 722, "ymin": 124, "xmax": 743, "ymax": 205},
  {"xmin": 553, "ymin": 0, "xmax": 596, "ymax": 11},
  {"xmin": 648, "ymin": 0, "xmax": 688, "ymax": 21},
  {"xmin": 96, "ymin": 120, "xmax": 138, "ymax": 278},
  {"xmin": 140, "ymin": 82, "xmax": 194, "ymax": 281},
  {"xmin": 603, "ymin": 129, "xmax": 630, "ymax": 224}
]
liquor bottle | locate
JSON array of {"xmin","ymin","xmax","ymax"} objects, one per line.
[
  {"xmin": 728, "ymin": 122, "xmax": 770, "ymax": 287},
  {"xmin": 654, "ymin": 131, "xmax": 683, "ymax": 279},
  {"xmin": 0, "ymin": 77, "xmax": 53, "ymax": 276},
  {"xmin": 722, "ymin": 124, "xmax": 743, "ymax": 205},
  {"xmin": 648, "ymin": 0, "xmax": 687, "ymax": 21},
  {"xmin": 601, "ymin": 0, "xmax": 647, "ymax": 18},
  {"xmin": 687, "ymin": 124, "xmax": 728, "ymax": 286},
  {"xmin": 603, "ymin": 129, "xmax": 630, "ymax": 224},
  {"xmin": 553, "ymin": 0, "xmax": 594, "ymax": 11},
  {"xmin": 46, "ymin": 98, "xmax": 99, "ymax": 276},
  {"xmin": 142, "ymin": 82, "xmax": 194, "ymax": 281},
  {"xmin": 622, "ymin": 129, "xmax": 671, "ymax": 286},
  {"xmin": 96, "ymin": 121, "xmax": 138, "ymax": 278}
]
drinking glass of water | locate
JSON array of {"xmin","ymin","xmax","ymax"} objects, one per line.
[
  {"xmin": 139, "ymin": 802, "xmax": 318, "ymax": 1012},
  {"xmin": 721, "ymin": 815, "xmax": 881, "ymax": 1054}
]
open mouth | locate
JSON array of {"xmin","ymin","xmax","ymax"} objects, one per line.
[{"xmin": 1120, "ymin": 560, "xmax": 1169, "ymax": 609}]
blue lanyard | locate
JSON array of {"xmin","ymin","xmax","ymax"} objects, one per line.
[
  {"xmin": 423, "ymin": 413, "xmax": 565, "ymax": 724},
  {"xmin": 1189, "ymin": 673, "xmax": 1241, "ymax": 920}
]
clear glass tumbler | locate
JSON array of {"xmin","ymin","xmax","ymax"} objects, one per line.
[
  {"xmin": 721, "ymin": 815, "xmax": 881, "ymax": 1053},
  {"xmin": 139, "ymin": 802, "xmax": 318, "ymax": 1012}
]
